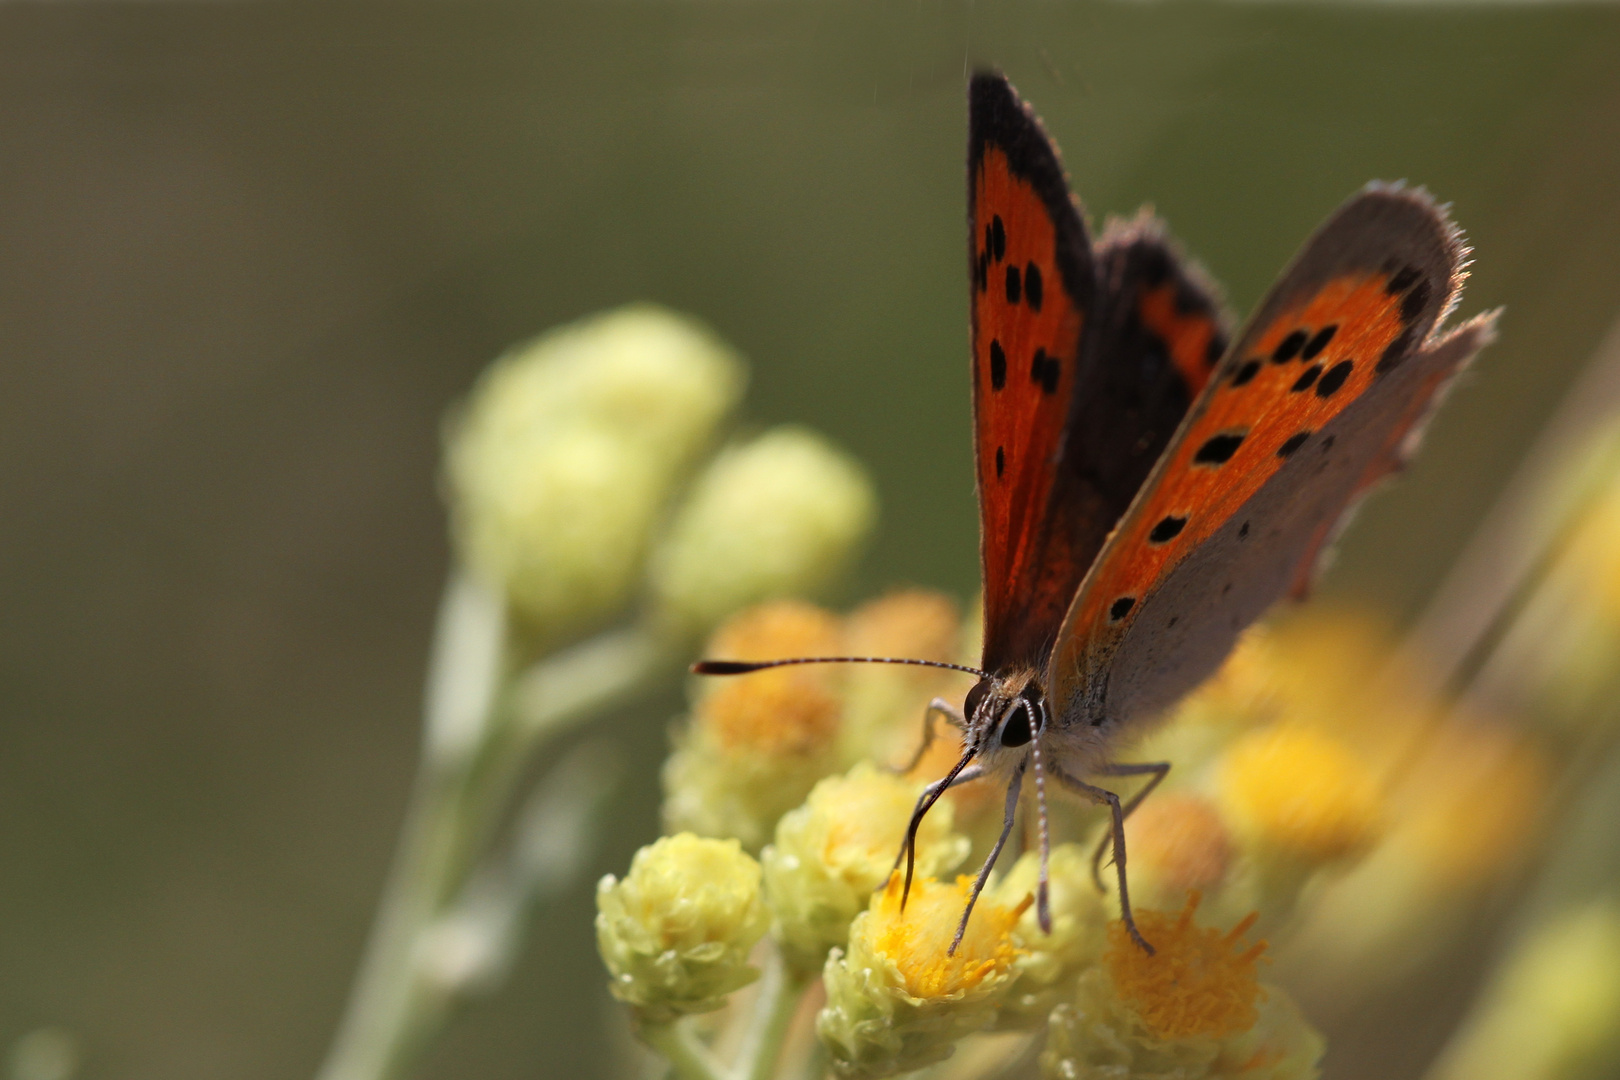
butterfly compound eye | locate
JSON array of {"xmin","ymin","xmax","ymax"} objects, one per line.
[
  {"xmin": 999, "ymin": 703, "xmax": 1033, "ymax": 747},
  {"xmin": 963, "ymin": 678, "xmax": 993, "ymax": 724}
]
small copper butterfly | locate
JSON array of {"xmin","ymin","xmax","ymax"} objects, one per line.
[{"xmin": 696, "ymin": 71, "xmax": 1497, "ymax": 953}]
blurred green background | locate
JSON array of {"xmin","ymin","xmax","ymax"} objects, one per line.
[{"xmin": 2, "ymin": 4, "xmax": 1619, "ymax": 1079}]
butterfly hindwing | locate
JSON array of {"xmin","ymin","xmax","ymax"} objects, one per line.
[
  {"xmin": 1047, "ymin": 186, "xmax": 1492, "ymax": 727},
  {"xmin": 970, "ymin": 75, "xmax": 1232, "ymax": 674}
]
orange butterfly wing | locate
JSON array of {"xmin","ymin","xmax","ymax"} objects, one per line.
[
  {"xmin": 969, "ymin": 74, "xmax": 1230, "ymax": 674},
  {"xmin": 1047, "ymin": 186, "xmax": 1495, "ymax": 728}
]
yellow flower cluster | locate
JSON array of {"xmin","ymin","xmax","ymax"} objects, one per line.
[{"xmin": 662, "ymin": 593, "xmax": 973, "ymax": 851}]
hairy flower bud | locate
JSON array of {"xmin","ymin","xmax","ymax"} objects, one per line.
[
  {"xmin": 595, "ymin": 833, "xmax": 768, "ymax": 1023},
  {"xmin": 650, "ymin": 426, "xmax": 876, "ymax": 636},
  {"xmin": 446, "ymin": 305, "xmax": 744, "ymax": 639},
  {"xmin": 764, "ymin": 763, "xmax": 969, "ymax": 973}
]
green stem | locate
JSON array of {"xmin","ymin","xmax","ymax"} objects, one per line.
[
  {"xmin": 735, "ymin": 948, "xmax": 809, "ymax": 1080},
  {"xmin": 316, "ymin": 580, "xmax": 681, "ymax": 1080},
  {"xmin": 642, "ymin": 1022, "xmax": 730, "ymax": 1080}
]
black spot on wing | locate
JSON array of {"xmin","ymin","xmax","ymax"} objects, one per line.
[
  {"xmin": 1272, "ymin": 329, "xmax": 1309, "ymax": 363},
  {"xmin": 1109, "ymin": 597, "xmax": 1136, "ymax": 622},
  {"xmin": 1316, "ymin": 360, "xmax": 1353, "ymax": 397},
  {"xmin": 1194, "ymin": 432, "xmax": 1246, "ymax": 465},
  {"xmin": 995, "ymin": 446, "xmax": 1005, "ymax": 478},
  {"xmin": 1292, "ymin": 365, "xmax": 1322, "ymax": 392},
  {"xmin": 1239, "ymin": 520, "xmax": 1250, "ymax": 539},
  {"xmin": 1401, "ymin": 280, "xmax": 1432, "ymax": 323},
  {"xmin": 1386, "ymin": 265, "xmax": 1422, "ymax": 294},
  {"xmin": 1278, "ymin": 431, "xmax": 1311, "ymax": 458},
  {"xmin": 1206, "ymin": 332, "xmax": 1227, "ymax": 367},
  {"xmin": 1005, "ymin": 265, "xmax": 1021, "ymax": 305},
  {"xmin": 1031, "ymin": 348, "xmax": 1059, "ymax": 394},
  {"xmin": 1149, "ymin": 515, "xmax": 1187, "ymax": 544},
  {"xmin": 991, "ymin": 215, "xmax": 1006, "ymax": 261},
  {"xmin": 990, "ymin": 341, "xmax": 1007, "ymax": 389},
  {"xmin": 1025, "ymin": 262, "xmax": 1043, "ymax": 311},
  {"xmin": 1301, "ymin": 324, "xmax": 1337, "ymax": 361},
  {"xmin": 1230, "ymin": 359, "xmax": 1261, "ymax": 387}
]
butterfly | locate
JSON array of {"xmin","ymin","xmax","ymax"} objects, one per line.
[{"xmin": 696, "ymin": 71, "xmax": 1496, "ymax": 954}]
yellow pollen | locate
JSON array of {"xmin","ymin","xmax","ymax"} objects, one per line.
[
  {"xmin": 701, "ymin": 670, "xmax": 840, "ymax": 757},
  {"xmin": 1105, "ymin": 893, "xmax": 1267, "ymax": 1040},
  {"xmin": 865, "ymin": 873, "xmax": 1025, "ymax": 999}
]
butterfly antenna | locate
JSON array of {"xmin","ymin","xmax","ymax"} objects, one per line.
[
  {"xmin": 693, "ymin": 656, "xmax": 989, "ymax": 678},
  {"xmin": 1028, "ymin": 731, "xmax": 1053, "ymax": 934},
  {"xmin": 895, "ymin": 745, "xmax": 976, "ymax": 913}
]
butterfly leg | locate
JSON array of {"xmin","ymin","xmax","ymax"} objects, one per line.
[
  {"xmin": 1053, "ymin": 767, "xmax": 1155, "ymax": 955},
  {"xmin": 894, "ymin": 757, "xmax": 985, "ymax": 911},
  {"xmin": 888, "ymin": 697, "xmax": 968, "ymax": 775},
  {"xmin": 1088, "ymin": 761, "xmax": 1170, "ymax": 890},
  {"xmin": 949, "ymin": 759, "xmax": 1026, "ymax": 955}
]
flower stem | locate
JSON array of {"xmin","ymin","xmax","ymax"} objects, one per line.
[
  {"xmin": 734, "ymin": 947, "xmax": 809, "ymax": 1080},
  {"xmin": 642, "ymin": 1021, "xmax": 730, "ymax": 1080}
]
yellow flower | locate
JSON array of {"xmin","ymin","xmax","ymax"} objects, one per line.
[
  {"xmin": 595, "ymin": 834, "xmax": 769, "ymax": 1023},
  {"xmin": 841, "ymin": 590, "xmax": 971, "ymax": 763},
  {"xmin": 662, "ymin": 602, "xmax": 847, "ymax": 851},
  {"xmin": 819, "ymin": 873, "xmax": 1028, "ymax": 1078},
  {"xmin": 1218, "ymin": 725, "xmax": 1383, "ymax": 864},
  {"xmin": 1106, "ymin": 893, "xmax": 1266, "ymax": 1041},
  {"xmin": 1041, "ymin": 895, "xmax": 1321, "ymax": 1080},
  {"xmin": 764, "ymin": 763, "xmax": 969, "ymax": 973}
]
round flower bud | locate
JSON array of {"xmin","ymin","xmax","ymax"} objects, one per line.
[
  {"xmin": 818, "ymin": 873, "xmax": 1027, "ymax": 1079},
  {"xmin": 840, "ymin": 590, "xmax": 970, "ymax": 764},
  {"xmin": 1125, "ymin": 793, "xmax": 1236, "ymax": 911},
  {"xmin": 763, "ymin": 763, "xmax": 970, "ymax": 973},
  {"xmin": 445, "ymin": 305, "xmax": 745, "ymax": 639},
  {"xmin": 990, "ymin": 843, "xmax": 1109, "ymax": 1030},
  {"xmin": 595, "ymin": 833, "xmax": 769, "ymax": 1024},
  {"xmin": 662, "ymin": 602, "xmax": 848, "ymax": 851},
  {"xmin": 650, "ymin": 426, "xmax": 877, "ymax": 636}
]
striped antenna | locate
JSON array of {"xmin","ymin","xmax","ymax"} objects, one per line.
[{"xmin": 692, "ymin": 656, "xmax": 989, "ymax": 678}]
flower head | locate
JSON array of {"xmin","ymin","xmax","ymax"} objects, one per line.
[
  {"xmin": 818, "ymin": 873, "xmax": 1027, "ymax": 1078},
  {"xmin": 662, "ymin": 601, "xmax": 847, "ymax": 850},
  {"xmin": 764, "ymin": 763, "xmax": 969, "ymax": 973},
  {"xmin": 595, "ymin": 833, "xmax": 769, "ymax": 1023},
  {"xmin": 1218, "ymin": 725, "xmax": 1383, "ymax": 865},
  {"xmin": 445, "ymin": 304, "xmax": 744, "ymax": 641},
  {"xmin": 991, "ymin": 843, "xmax": 1109, "ymax": 1030},
  {"xmin": 1041, "ymin": 894, "xmax": 1320, "ymax": 1080},
  {"xmin": 650, "ymin": 426, "xmax": 876, "ymax": 636}
]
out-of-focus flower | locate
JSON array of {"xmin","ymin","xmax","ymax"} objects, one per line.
[
  {"xmin": 595, "ymin": 833, "xmax": 769, "ymax": 1024},
  {"xmin": 818, "ymin": 873, "xmax": 1028, "ymax": 1078},
  {"xmin": 1218, "ymin": 726, "xmax": 1384, "ymax": 866},
  {"xmin": 841, "ymin": 590, "xmax": 970, "ymax": 764},
  {"xmin": 650, "ymin": 426, "xmax": 876, "ymax": 637},
  {"xmin": 1428, "ymin": 901, "xmax": 1620, "ymax": 1080},
  {"xmin": 992, "ymin": 843, "xmax": 1109, "ymax": 1030},
  {"xmin": 763, "ymin": 762, "xmax": 969, "ymax": 973},
  {"xmin": 1125, "ymin": 793, "xmax": 1235, "ymax": 912},
  {"xmin": 1042, "ymin": 895, "xmax": 1321, "ymax": 1080},
  {"xmin": 445, "ymin": 304, "xmax": 745, "ymax": 640},
  {"xmin": 1282, "ymin": 717, "xmax": 1550, "ymax": 993},
  {"xmin": 662, "ymin": 601, "xmax": 847, "ymax": 851}
]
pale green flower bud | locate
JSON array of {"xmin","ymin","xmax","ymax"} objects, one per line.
[
  {"xmin": 764, "ymin": 762, "xmax": 970, "ymax": 973},
  {"xmin": 650, "ymin": 426, "xmax": 876, "ymax": 635},
  {"xmin": 1429, "ymin": 901, "xmax": 1620, "ymax": 1080},
  {"xmin": 445, "ymin": 304, "xmax": 745, "ymax": 639},
  {"xmin": 818, "ymin": 874, "xmax": 1027, "ymax": 1078},
  {"xmin": 990, "ymin": 843, "xmax": 1108, "ymax": 1030},
  {"xmin": 595, "ymin": 833, "xmax": 769, "ymax": 1023}
]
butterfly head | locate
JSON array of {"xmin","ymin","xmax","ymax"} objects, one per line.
[{"xmin": 962, "ymin": 668, "xmax": 1048, "ymax": 764}]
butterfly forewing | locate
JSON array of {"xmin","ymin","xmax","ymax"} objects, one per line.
[
  {"xmin": 969, "ymin": 74, "xmax": 1232, "ymax": 675},
  {"xmin": 1047, "ymin": 186, "xmax": 1491, "ymax": 726}
]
